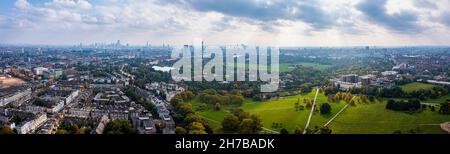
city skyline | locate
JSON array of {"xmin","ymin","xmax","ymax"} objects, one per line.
[{"xmin": 1, "ymin": 0, "xmax": 450, "ymax": 46}]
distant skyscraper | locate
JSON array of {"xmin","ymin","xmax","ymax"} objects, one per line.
[
  {"xmin": 201, "ymin": 41, "xmax": 204, "ymax": 50},
  {"xmin": 116, "ymin": 40, "xmax": 121, "ymax": 47}
]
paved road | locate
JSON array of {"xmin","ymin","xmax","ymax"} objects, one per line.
[{"xmin": 303, "ymin": 88, "xmax": 320, "ymax": 134}]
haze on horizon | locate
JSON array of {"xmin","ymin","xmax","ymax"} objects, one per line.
[{"xmin": 1, "ymin": 0, "xmax": 450, "ymax": 47}]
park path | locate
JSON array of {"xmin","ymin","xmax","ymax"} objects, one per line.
[
  {"xmin": 323, "ymin": 96, "xmax": 356, "ymax": 127},
  {"xmin": 197, "ymin": 114, "xmax": 280, "ymax": 134},
  {"xmin": 303, "ymin": 88, "xmax": 320, "ymax": 134}
]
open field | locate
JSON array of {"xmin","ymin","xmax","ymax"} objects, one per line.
[
  {"xmin": 329, "ymin": 101, "xmax": 450, "ymax": 134},
  {"xmin": 193, "ymin": 90, "xmax": 347, "ymax": 133},
  {"xmin": 280, "ymin": 62, "xmax": 332, "ymax": 72},
  {"xmin": 424, "ymin": 94, "xmax": 450, "ymax": 104},
  {"xmin": 193, "ymin": 89, "xmax": 450, "ymax": 134},
  {"xmin": 400, "ymin": 82, "xmax": 438, "ymax": 93},
  {"xmin": 230, "ymin": 62, "xmax": 331, "ymax": 73}
]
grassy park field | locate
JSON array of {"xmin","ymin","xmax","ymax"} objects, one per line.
[
  {"xmin": 280, "ymin": 62, "xmax": 332, "ymax": 72},
  {"xmin": 329, "ymin": 102, "xmax": 450, "ymax": 134},
  {"xmin": 192, "ymin": 89, "xmax": 450, "ymax": 134},
  {"xmin": 424, "ymin": 94, "xmax": 450, "ymax": 104},
  {"xmin": 400, "ymin": 82, "xmax": 438, "ymax": 93},
  {"xmin": 231, "ymin": 62, "xmax": 331, "ymax": 73},
  {"xmin": 193, "ymin": 90, "xmax": 347, "ymax": 133}
]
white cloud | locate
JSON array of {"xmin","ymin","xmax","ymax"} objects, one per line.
[
  {"xmin": 44, "ymin": 0, "xmax": 92, "ymax": 9},
  {"xmin": 15, "ymin": 0, "xmax": 31, "ymax": 9},
  {"xmin": 2, "ymin": 0, "xmax": 450, "ymax": 46}
]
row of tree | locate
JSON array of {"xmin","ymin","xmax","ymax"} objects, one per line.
[
  {"xmin": 279, "ymin": 126, "xmax": 332, "ymax": 134},
  {"xmin": 171, "ymin": 91, "xmax": 214, "ymax": 134},
  {"xmin": 386, "ymin": 99, "xmax": 421, "ymax": 111},
  {"xmin": 221, "ymin": 109, "xmax": 263, "ymax": 134},
  {"xmin": 103, "ymin": 120, "xmax": 136, "ymax": 134},
  {"xmin": 439, "ymin": 100, "xmax": 450, "ymax": 114},
  {"xmin": 198, "ymin": 89, "xmax": 245, "ymax": 107},
  {"xmin": 325, "ymin": 82, "xmax": 449, "ymax": 102}
]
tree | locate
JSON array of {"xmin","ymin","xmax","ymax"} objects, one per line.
[
  {"xmin": 170, "ymin": 96, "xmax": 184, "ymax": 107},
  {"xmin": 318, "ymin": 126, "xmax": 332, "ymax": 134},
  {"xmin": 197, "ymin": 103, "xmax": 208, "ymax": 111},
  {"xmin": 175, "ymin": 127, "xmax": 186, "ymax": 134},
  {"xmin": 231, "ymin": 109, "xmax": 250, "ymax": 121},
  {"xmin": 280, "ymin": 128, "xmax": 289, "ymax": 134},
  {"xmin": 305, "ymin": 101, "xmax": 312, "ymax": 109},
  {"xmin": 189, "ymin": 129, "xmax": 208, "ymax": 134},
  {"xmin": 184, "ymin": 113, "xmax": 201, "ymax": 124},
  {"xmin": 138, "ymin": 97, "xmax": 145, "ymax": 104},
  {"xmin": 229, "ymin": 95, "xmax": 245, "ymax": 106},
  {"xmin": 199, "ymin": 119, "xmax": 214, "ymax": 134},
  {"xmin": 214, "ymin": 103, "xmax": 221, "ymax": 111},
  {"xmin": 344, "ymin": 93, "xmax": 353, "ymax": 103},
  {"xmin": 222, "ymin": 114, "xmax": 240, "ymax": 132},
  {"xmin": 177, "ymin": 103, "xmax": 193, "ymax": 116},
  {"xmin": 188, "ymin": 122, "xmax": 207, "ymax": 134},
  {"xmin": 55, "ymin": 129, "xmax": 68, "ymax": 134},
  {"xmin": 393, "ymin": 130, "xmax": 402, "ymax": 134},
  {"xmin": 104, "ymin": 120, "xmax": 136, "ymax": 134},
  {"xmin": 439, "ymin": 102, "xmax": 450, "ymax": 114},
  {"xmin": 386, "ymin": 99, "xmax": 421, "ymax": 111},
  {"xmin": 239, "ymin": 119, "xmax": 255, "ymax": 134},
  {"xmin": 320, "ymin": 103, "xmax": 332, "ymax": 114},
  {"xmin": 0, "ymin": 126, "xmax": 14, "ymax": 134},
  {"xmin": 223, "ymin": 109, "xmax": 262, "ymax": 134},
  {"xmin": 293, "ymin": 127, "xmax": 302, "ymax": 134},
  {"xmin": 183, "ymin": 91, "xmax": 195, "ymax": 101},
  {"xmin": 143, "ymin": 100, "xmax": 157, "ymax": 116},
  {"xmin": 250, "ymin": 114, "xmax": 263, "ymax": 133},
  {"xmin": 386, "ymin": 99, "xmax": 395, "ymax": 109},
  {"xmin": 70, "ymin": 125, "xmax": 80, "ymax": 134}
]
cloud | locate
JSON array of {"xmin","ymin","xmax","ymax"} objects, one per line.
[
  {"xmin": 356, "ymin": 0, "xmax": 423, "ymax": 33},
  {"xmin": 44, "ymin": 0, "xmax": 93, "ymax": 10},
  {"xmin": 168, "ymin": 0, "xmax": 337, "ymax": 30},
  {"xmin": 413, "ymin": 0, "xmax": 438, "ymax": 9},
  {"xmin": 15, "ymin": 0, "xmax": 31, "ymax": 9},
  {"xmin": 441, "ymin": 12, "xmax": 450, "ymax": 27},
  {"xmin": 2, "ymin": 0, "xmax": 450, "ymax": 46}
]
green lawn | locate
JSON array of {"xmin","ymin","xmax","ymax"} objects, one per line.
[
  {"xmin": 329, "ymin": 101, "xmax": 450, "ymax": 134},
  {"xmin": 240, "ymin": 91, "xmax": 345, "ymax": 132},
  {"xmin": 424, "ymin": 94, "xmax": 450, "ymax": 104},
  {"xmin": 229, "ymin": 62, "xmax": 331, "ymax": 73},
  {"xmin": 193, "ymin": 90, "xmax": 346, "ymax": 133},
  {"xmin": 400, "ymin": 82, "xmax": 438, "ymax": 93},
  {"xmin": 280, "ymin": 62, "xmax": 332, "ymax": 72},
  {"xmin": 192, "ymin": 88, "xmax": 450, "ymax": 134}
]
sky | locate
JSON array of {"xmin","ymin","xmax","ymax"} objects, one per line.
[{"xmin": 1, "ymin": 0, "xmax": 450, "ymax": 46}]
